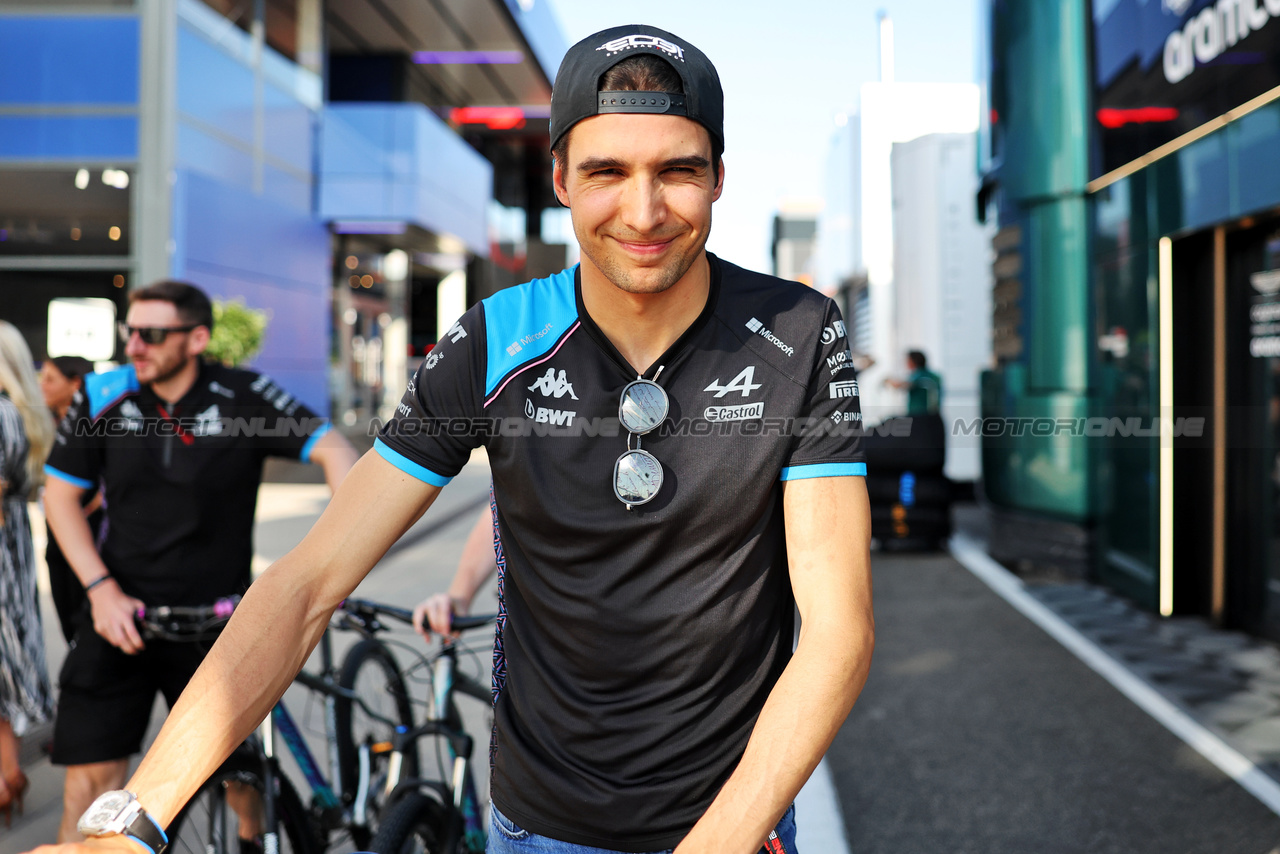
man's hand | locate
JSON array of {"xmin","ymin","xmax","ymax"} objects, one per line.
[
  {"xmin": 88, "ymin": 579, "xmax": 146, "ymax": 654},
  {"xmin": 412, "ymin": 593, "xmax": 467, "ymax": 641},
  {"xmin": 27, "ymin": 836, "xmax": 141, "ymax": 854}
]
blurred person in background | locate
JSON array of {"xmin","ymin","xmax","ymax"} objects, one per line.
[
  {"xmin": 884, "ymin": 349, "xmax": 943, "ymax": 415},
  {"xmin": 413, "ymin": 501, "xmax": 498, "ymax": 640},
  {"xmin": 39, "ymin": 356, "xmax": 103, "ymax": 643},
  {"xmin": 41, "ymin": 280, "xmax": 358, "ymax": 844},
  {"xmin": 0, "ymin": 321, "xmax": 56, "ymax": 827}
]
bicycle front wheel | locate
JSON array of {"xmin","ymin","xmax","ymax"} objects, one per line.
[
  {"xmin": 166, "ymin": 749, "xmax": 321, "ymax": 854},
  {"xmin": 366, "ymin": 791, "xmax": 460, "ymax": 854},
  {"xmin": 336, "ymin": 637, "xmax": 419, "ymax": 842}
]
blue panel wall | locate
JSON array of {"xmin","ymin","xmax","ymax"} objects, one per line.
[
  {"xmin": 176, "ymin": 24, "xmax": 255, "ymax": 145},
  {"xmin": 320, "ymin": 104, "xmax": 492, "ymax": 254},
  {"xmin": 0, "ymin": 15, "xmax": 138, "ymax": 104},
  {"xmin": 499, "ymin": 0, "xmax": 567, "ymax": 85},
  {"xmin": 0, "ymin": 116, "xmax": 137, "ymax": 159},
  {"xmin": 0, "ymin": 14, "xmax": 139, "ymax": 161},
  {"xmin": 171, "ymin": 170, "xmax": 330, "ymax": 412}
]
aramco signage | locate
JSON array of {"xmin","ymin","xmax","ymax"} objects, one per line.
[{"xmin": 1092, "ymin": 0, "xmax": 1280, "ymax": 176}]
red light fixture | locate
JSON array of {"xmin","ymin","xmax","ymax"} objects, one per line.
[
  {"xmin": 1096, "ymin": 107, "xmax": 1180, "ymax": 129},
  {"xmin": 451, "ymin": 107, "xmax": 527, "ymax": 130}
]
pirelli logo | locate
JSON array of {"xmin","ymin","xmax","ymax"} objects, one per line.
[{"xmin": 829, "ymin": 380, "xmax": 859, "ymax": 399}]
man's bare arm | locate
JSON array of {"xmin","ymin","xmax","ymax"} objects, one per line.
[
  {"xmin": 28, "ymin": 451, "xmax": 442, "ymax": 854},
  {"xmin": 675, "ymin": 475, "xmax": 874, "ymax": 854},
  {"xmin": 306, "ymin": 429, "xmax": 360, "ymax": 492},
  {"xmin": 46, "ymin": 476, "xmax": 147, "ymax": 653}
]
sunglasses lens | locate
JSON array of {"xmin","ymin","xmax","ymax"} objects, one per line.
[
  {"xmin": 614, "ymin": 448, "xmax": 663, "ymax": 505},
  {"xmin": 618, "ymin": 381, "xmax": 669, "ymax": 434}
]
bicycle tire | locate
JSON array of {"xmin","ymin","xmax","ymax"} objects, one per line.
[
  {"xmin": 335, "ymin": 637, "xmax": 420, "ymax": 844},
  {"xmin": 366, "ymin": 791, "xmax": 459, "ymax": 854},
  {"xmin": 167, "ymin": 748, "xmax": 321, "ymax": 854}
]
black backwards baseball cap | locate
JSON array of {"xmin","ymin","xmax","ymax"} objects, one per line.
[{"xmin": 549, "ymin": 24, "xmax": 724, "ymax": 156}]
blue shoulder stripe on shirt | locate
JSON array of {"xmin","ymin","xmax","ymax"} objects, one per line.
[
  {"xmin": 482, "ymin": 267, "xmax": 579, "ymax": 400},
  {"xmin": 780, "ymin": 462, "xmax": 867, "ymax": 480},
  {"xmin": 44, "ymin": 464, "xmax": 94, "ymax": 490},
  {"xmin": 374, "ymin": 438, "xmax": 453, "ymax": 487},
  {"xmin": 84, "ymin": 365, "xmax": 140, "ymax": 419},
  {"xmin": 300, "ymin": 421, "xmax": 332, "ymax": 463}
]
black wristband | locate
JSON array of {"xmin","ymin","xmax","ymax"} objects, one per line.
[{"xmin": 84, "ymin": 575, "xmax": 114, "ymax": 594}]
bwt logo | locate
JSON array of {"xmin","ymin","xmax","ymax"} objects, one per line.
[
  {"xmin": 524, "ymin": 398, "xmax": 576, "ymax": 426},
  {"xmin": 821, "ymin": 321, "xmax": 847, "ymax": 345}
]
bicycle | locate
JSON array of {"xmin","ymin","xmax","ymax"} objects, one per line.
[
  {"xmin": 340, "ymin": 600, "xmax": 497, "ymax": 854},
  {"xmin": 138, "ymin": 597, "xmax": 420, "ymax": 854}
]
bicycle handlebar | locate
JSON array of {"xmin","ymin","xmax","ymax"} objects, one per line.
[
  {"xmin": 135, "ymin": 596, "xmax": 241, "ymax": 641},
  {"xmin": 338, "ymin": 597, "xmax": 496, "ymax": 633}
]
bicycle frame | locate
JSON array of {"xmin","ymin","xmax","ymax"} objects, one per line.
[
  {"xmin": 382, "ymin": 637, "xmax": 492, "ymax": 852},
  {"xmin": 254, "ymin": 624, "xmax": 408, "ymax": 849}
]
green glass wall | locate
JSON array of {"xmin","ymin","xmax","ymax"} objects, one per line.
[{"xmin": 982, "ymin": 0, "xmax": 1094, "ymax": 523}]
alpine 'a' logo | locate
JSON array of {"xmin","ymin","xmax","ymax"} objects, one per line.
[
  {"xmin": 704, "ymin": 366, "xmax": 762, "ymax": 398},
  {"xmin": 527, "ymin": 368, "xmax": 578, "ymax": 400}
]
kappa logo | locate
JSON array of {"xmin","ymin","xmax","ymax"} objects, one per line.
[
  {"xmin": 596, "ymin": 34, "xmax": 686, "ymax": 62},
  {"xmin": 828, "ymin": 379, "xmax": 860, "ymax": 399},
  {"xmin": 704, "ymin": 366, "xmax": 762, "ymax": 398},
  {"xmin": 446, "ymin": 322, "xmax": 467, "ymax": 344},
  {"xmin": 746, "ymin": 318, "xmax": 794, "ymax": 357},
  {"xmin": 524, "ymin": 398, "xmax": 576, "ymax": 426},
  {"xmin": 528, "ymin": 367, "xmax": 578, "ymax": 400},
  {"xmin": 821, "ymin": 320, "xmax": 847, "ymax": 345},
  {"xmin": 121, "ymin": 400, "xmax": 142, "ymax": 419}
]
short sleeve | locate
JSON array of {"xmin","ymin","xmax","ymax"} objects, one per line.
[
  {"xmin": 235, "ymin": 372, "xmax": 327, "ymax": 461},
  {"xmin": 45, "ymin": 390, "xmax": 102, "ymax": 490},
  {"xmin": 780, "ymin": 301, "xmax": 866, "ymax": 481},
  {"xmin": 375, "ymin": 306, "xmax": 487, "ymax": 487}
]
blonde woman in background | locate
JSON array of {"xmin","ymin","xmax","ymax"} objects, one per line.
[{"xmin": 0, "ymin": 320, "xmax": 55, "ymax": 826}]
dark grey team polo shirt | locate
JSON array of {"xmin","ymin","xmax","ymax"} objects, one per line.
[{"xmin": 377, "ymin": 253, "xmax": 865, "ymax": 851}]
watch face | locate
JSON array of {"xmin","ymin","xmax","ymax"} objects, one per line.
[{"xmin": 82, "ymin": 791, "xmax": 133, "ymax": 831}]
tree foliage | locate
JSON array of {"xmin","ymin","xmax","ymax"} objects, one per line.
[{"xmin": 205, "ymin": 299, "xmax": 269, "ymax": 367}]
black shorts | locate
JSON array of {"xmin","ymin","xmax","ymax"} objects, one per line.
[{"xmin": 51, "ymin": 624, "xmax": 211, "ymax": 765}]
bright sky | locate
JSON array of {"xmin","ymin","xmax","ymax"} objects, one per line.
[{"xmin": 543, "ymin": 0, "xmax": 981, "ymax": 273}]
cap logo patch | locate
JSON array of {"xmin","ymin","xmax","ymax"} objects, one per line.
[{"xmin": 596, "ymin": 34, "xmax": 686, "ymax": 62}]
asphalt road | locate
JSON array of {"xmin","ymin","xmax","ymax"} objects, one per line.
[{"xmin": 828, "ymin": 551, "xmax": 1280, "ymax": 854}]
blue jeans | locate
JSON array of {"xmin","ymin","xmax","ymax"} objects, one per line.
[{"xmin": 486, "ymin": 803, "xmax": 798, "ymax": 854}]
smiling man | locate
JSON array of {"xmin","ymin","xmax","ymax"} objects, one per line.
[{"xmin": 29, "ymin": 25, "xmax": 872, "ymax": 854}]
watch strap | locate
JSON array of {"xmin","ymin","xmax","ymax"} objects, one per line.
[{"xmin": 122, "ymin": 805, "xmax": 168, "ymax": 854}]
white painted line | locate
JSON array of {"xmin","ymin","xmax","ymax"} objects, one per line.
[
  {"xmin": 949, "ymin": 533, "xmax": 1280, "ymax": 818},
  {"xmin": 795, "ymin": 757, "xmax": 851, "ymax": 854}
]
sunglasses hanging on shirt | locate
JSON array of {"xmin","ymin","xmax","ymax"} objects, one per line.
[{"xmin": 614, "ymin": 368, "xmax": 669, "ymax": 509}]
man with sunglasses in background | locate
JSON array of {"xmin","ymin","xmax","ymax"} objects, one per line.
[
  {"xmin": 42, "ymin": 280, "xmax": 358, "ymax": 845},
  {"xmin": 28, "ymin": 26, "xmax": 872, "ymax": 854}
]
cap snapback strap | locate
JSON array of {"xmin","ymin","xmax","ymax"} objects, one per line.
[{"xmin": 597, "ymin": 91, "xmax": 687, "ymax": 116}]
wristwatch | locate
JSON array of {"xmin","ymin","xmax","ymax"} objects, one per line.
[{"xmin": 78, "ymin": 789, "xmax": 169, "ymax": 854}]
